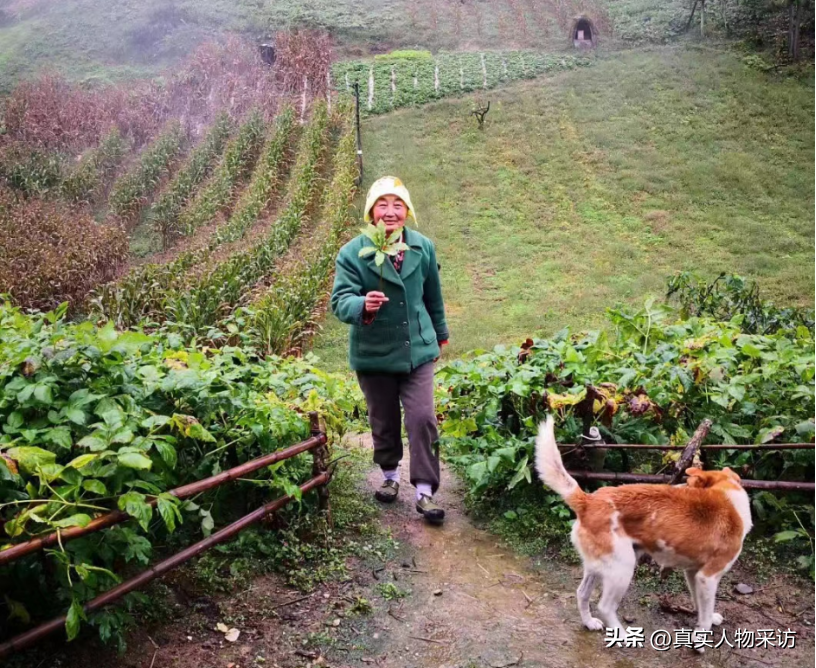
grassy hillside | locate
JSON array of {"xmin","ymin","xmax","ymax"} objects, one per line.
[
  {"xmin": 312, "ymin": 46, "xmax": 815, "ymax": 371},
  {"xmin": 0, "ymin": 0, "xmax": 668, "ymax": 90}
]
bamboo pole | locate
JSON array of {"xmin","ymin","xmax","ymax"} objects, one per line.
[
  {"xmin": 0, "ymin": 432, "xmax": 327, "ymax": 567},
  {"xmin": 0, "ymin": 471, "xmax": 331, "ymax": 659}
]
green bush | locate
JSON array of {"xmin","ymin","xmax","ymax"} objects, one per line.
[
  {"xmin": 0, "ymin": 300, "xmax": 360, "ymax": 648},
  {"xmin": 667, "ymin": 271, "xmax": 814, "ymax": 335},
  {"xmin": 438, "ymin": 297, "xmax": 814, "ymax": 568}
]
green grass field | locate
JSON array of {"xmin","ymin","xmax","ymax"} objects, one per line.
[{"xmin": 312, "ymin": 45, "xmax": 814, "ymax": 371}]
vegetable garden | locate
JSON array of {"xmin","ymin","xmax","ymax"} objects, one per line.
[
  {"xmin": 438, "ymin": 277, "xmax": 815, "ymax": 572},
  {"xmin": 332, "ymin": 50, "xmax": 592, "ymax": 115}
]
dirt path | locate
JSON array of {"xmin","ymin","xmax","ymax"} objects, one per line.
[
  {"xmin": 21, "ymin": 437, "xmax": 814, "ymax": 668},
  {"xmin": 337, "ymin": 437, "xmax": 814, "ymax": 668}
]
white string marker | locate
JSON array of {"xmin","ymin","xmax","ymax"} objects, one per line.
[
  {"xmin": 326, "ymin": 70, "xmax": 332, "ymax": 114},
  {"xmin": 368, "ymin": 66, "xmax": 374, "ymax": 111},
  {"xmin": 301, "ymin": 75, "xmax": 308, "ymax": 123}
]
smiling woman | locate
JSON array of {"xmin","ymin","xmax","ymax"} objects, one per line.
[{"xmin": 330, "ymin": 176, "xmax": 450, "ymax": 524}]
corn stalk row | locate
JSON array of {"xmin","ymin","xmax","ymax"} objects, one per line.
[{"xmin": 151, "ymin": 113, "xmax": 234, "ymax": 249}]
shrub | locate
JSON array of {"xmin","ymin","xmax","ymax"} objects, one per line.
[
  {"xmin": 438, "ymin": 299, "xmax": 814, "ymax": 556},
  {"xmin": 0, "ymin": 302, "xmax": 360, "ymax": 648},
  {"xmin": 667, "ymin": 271, "xmax": 814, "ymax": 335},
  {"xmin": 0, "ymin": 188, "xmax": 128, "ymax": 310}
]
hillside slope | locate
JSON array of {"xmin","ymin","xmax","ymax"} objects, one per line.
[{"xmin": 312, "ymin": 46, "xmax": 815, "ymax": 369}]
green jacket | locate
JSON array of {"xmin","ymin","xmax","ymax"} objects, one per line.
[{"xmin": 330, "ymin": 227, "xmax": 449, "ymax": 374}]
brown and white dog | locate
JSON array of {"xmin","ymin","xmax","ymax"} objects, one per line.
[{"xmin": 535, "ymin": 417, "xmax": 752, "ymax": 649}]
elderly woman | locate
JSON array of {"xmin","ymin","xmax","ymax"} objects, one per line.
[{"xmin": 330, "ymin": 176, "xmax": 449, "ymax": 524}]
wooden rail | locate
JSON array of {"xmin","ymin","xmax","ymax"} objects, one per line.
[
  {"xmin": 0, "ymin": 421, "xmax": 327, "ymax": 567},
  {"xmin": 0, "ymin": 470, "xmax": 331, "ymax": 659}
]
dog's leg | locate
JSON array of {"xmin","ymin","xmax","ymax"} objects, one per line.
[
  {"xmin": 577, "ymin": 569, "xmax": 603, "ymax": 631},
  {"xmin": 693, "ymin": 571, "xmax": 722, "ymax": 653},
  {"xmin": 685, "ymin": 568, "xmax": 723, "ymax": 626},
  {"xmin": 683, "ymin": 568, "xmax": 698, "ymax": 613},
  {"xmin": 597, "ymin": 544, "xmax": 636, "ymax": 632}
]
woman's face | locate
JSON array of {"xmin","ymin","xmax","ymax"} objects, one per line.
[{"xmin": 371, "ymin": 195, "xmax": 407, "ymax": 234}]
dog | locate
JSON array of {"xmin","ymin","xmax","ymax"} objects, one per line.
[{"xmin": 535, "ymin": 417, "xmax": 752, "ymax": 650}]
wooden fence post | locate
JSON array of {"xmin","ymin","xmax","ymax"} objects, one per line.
[{"xmin": 309, "ymin": 411, "xmax": 331, "ymax": 524}]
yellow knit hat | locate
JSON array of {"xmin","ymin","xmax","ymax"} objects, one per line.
[{"xmin": 363, "ymin": 176, "xmax": 417, "ymax": 225}]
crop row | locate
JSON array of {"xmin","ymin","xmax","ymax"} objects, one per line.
[
  {"xmin": 107, "ymin": 121, "xmax": 187, "ymax": 226},
  {"xmin": 162, "ymin": 103, "xmax": 330, "ymax": 332},
  {"xmin": 60, "ymin": 128, "xmax": 130, "ymax": 205},
  {"xmin": 332, "ymin": 51, "xmax": 592, "ymax": 115},
  {"xmin": 91, "ymin": 110, "xmax": 295, "ymax": 326},
  {"xmin": 229, "ymin": 109, "xmax": 358, "ymax": 356},
  {"xmin": 175, "ymin": 110, "xmax": 267, "ymax": 238},
  {"xmin": 150, "ymin": 113, "xmax": 234, "ymax": 248},
  {"xmin": 92, "ymin": 104, "xmax": 329, "ymax": 329},
  {"xmin": 211, "ymin": 107, "xmax": 298, "ymax": 247}
]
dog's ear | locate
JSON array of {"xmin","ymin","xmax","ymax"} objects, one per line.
[
  {"xmin": 722, "ymin": 466, "xmax": 741, "ymax": 481},
  {"xmin": 685, "ymin": 467, "xmax": 707, "ymax": 488}
]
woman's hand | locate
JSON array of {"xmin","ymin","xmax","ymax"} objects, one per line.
[{"xmin": 364, "ymin": 291, "xmax": 389, "ymax": 314}]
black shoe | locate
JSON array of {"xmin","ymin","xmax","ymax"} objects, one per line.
[
  {"xmin": 416, "ymin": 494, "xmax": 445, "ymax": 524},
  {"xmin": 374, "ymin": 480, "xmax": 399, "ymax": 503}
]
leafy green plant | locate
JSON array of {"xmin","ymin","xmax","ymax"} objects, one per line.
[
  {"xmin": 0, "ymin": 300, "xmax": 361, "ymax": 647},
  {"xmin": 376, "ymin": 582, "xmax": 408, "ymax": 600},
  {"xmin": 437, "ymin": 295, "xmax": 814, "ymax": 559},
  {"xmin": 667, "ymin": 271, "xmax": 814, "ymax": 335},
  {"xmin": 358, "ymin": 221, "xmax": 410, "ymax": 292},
  {"xmin": 774, "ymin": 511, "xmax": 814, "ymax": 577}
]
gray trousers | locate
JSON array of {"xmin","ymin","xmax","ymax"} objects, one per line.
[{"xmin": 356, "ymin": 361, "xmax": 441, "ymax": 494}]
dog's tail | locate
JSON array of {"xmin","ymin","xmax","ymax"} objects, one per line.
[{"xmin": 535, "ymin": 417, "xmax": 586, "ymax": 514}]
